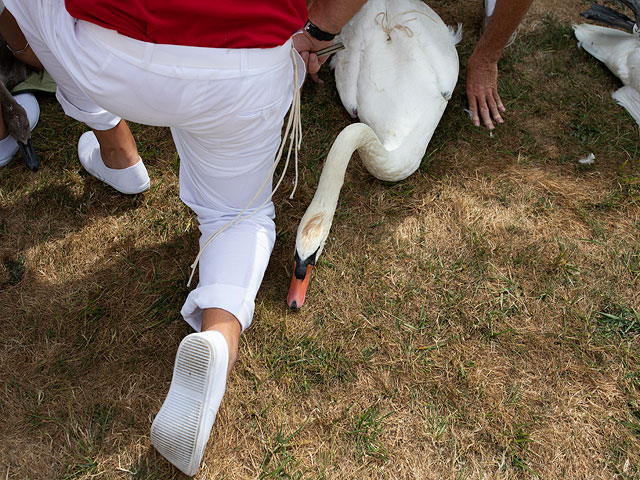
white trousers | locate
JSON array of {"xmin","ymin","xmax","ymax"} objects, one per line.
[{"xmin": 6, "ymin": 0, "xmax": 305, "ymax": 332}]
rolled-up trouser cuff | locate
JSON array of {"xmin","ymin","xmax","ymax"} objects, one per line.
[
  {"xmin": 181, "ymin": 283, "xmax": 254, "ymax": 333},
  {"xmin": 56, "ymin": 88, "xmax": 121, "ymax": 131}
]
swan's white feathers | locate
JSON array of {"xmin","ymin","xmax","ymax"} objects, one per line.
[
  {"xmin": 612, "ymin": 85, "xmax": 640, "ymax": 124},
  {"xmin": 296, "ymin": 0, "xmax": 460, "ymax": 262},
  {"xmin": 574, "ymin": 23, "xmax": 640, "ymax": 123},
  {"xmin": 357, "ymin": 38, "xmax": 444, "ymax": 150},
  {"xmin": 449, "ymin": 23, "xmax": 463, "ymax": 46},
  {"xmin": 334, "ymin": 0, "xmax": 459, "ymax": 130},
  {"xmin": 574, "ymin": 24, "xmax": 637, "ymax": 85}
]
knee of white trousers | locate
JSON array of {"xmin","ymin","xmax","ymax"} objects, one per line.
[
  {"xmin": 181, "ymin": 283, "xmax": 254, "ymax": 333},
  {"xmin": 56, "ymin": 88, "xmax": 121, "ymax": 131}
]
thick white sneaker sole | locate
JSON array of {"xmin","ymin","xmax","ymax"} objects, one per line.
[{"xmin": 151, "ymin": 331, "xmax": 228, "ymax": 477}]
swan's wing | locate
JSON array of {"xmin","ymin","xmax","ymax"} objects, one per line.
[
  {"xmin": 356, "ymin": 33, "xmax": 448, "ymax": 150},
  {"xmin": 574, "ymin": 23, "xmax": 636, "ymax": 84},
  {"xmin": 385, "ymin": 0, "xmax": 461, "ymax": 98},
  {"xmin": 332, "ymin": 0, "xmax": 386, "ymax": 117},
  {"xmin": 353, "ymin": 0, "xmax": 459, "ymax": 149},
  {"xmin": 612, "ymin": 85, "xmax": 640, "ymax": 126},
  {"xmin": 333, "ymin": 0, "xmax": 461, "ymax": 117}
]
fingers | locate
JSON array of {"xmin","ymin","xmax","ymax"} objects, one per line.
[
  {"xmin": 469, "ymin": 98, "xmax": 481, "ymax": 128},
  {"xmin": 293, "ymin": 31, "xmax": 334, "ymax": 82},
  {"xmin": 465, "ymin": 53, "xmax": 505, "ymax": 130},
  {"xmin": 467, "ymin": 89, "xmax": 505, "ymax": 130},
  {"xmin": 485, "ymin": 91, "xmax": 504, "ymax": 127},
  {"xmin": 307, "ymin": 52, "xmax": 322, "ymax": 75},
  {"xmin": 494, "ymin": 90, "xmax": 506, "ymax": 113}
]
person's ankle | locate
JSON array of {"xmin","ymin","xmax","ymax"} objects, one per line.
[
  {"xmin": 99, "ymin": 146, "xmax": 140, "ymax": 169},
  {"xmin": 93, "ymin": 120, "xmax": 139, "ymax": 169},
  {"xmin": 202, "ymin": 327, "xmax": 238, "ymax": 375}
]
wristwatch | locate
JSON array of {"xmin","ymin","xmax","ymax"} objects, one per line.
[{"xmin": 304, "ymin": 20, "xmax": 337, "ymax": 41}]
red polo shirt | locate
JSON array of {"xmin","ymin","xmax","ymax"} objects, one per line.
[{"xmin": 65, "ymin": 0, "xmax": 307, "ymax": 48}]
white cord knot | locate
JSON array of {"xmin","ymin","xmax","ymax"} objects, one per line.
[{"xmin": 375, "ymin": 9, "xmax": 437, "ymax": 39}]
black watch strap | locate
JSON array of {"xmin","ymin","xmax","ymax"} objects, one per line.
[{"xmin": 304, "ymin": 20, "xmax": 337, "ymax": 41}]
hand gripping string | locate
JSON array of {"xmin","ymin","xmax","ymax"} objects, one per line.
[{"xmin": 187, "ymin": 47, "xmax": 303, "ymax": 287}]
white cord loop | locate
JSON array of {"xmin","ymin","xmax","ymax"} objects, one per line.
[{"xmin": 375, "ymin": 9, "xmax": 437, "ymax": 38}]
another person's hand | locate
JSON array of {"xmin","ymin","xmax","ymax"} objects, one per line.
[
  {"xmin": 292, "ymin": 31, "xmax": 333, "ymax": 83},
  {"xmin": 0, "ymin": 9, "xmax": 43, "ymax": 70},
  {"xmin": 466, "ymin": 51, "xmax": 505, "ymax": 130},
  {"xmin": 12, "ymin": 44, "xmax": 43, "ymax": 71}
]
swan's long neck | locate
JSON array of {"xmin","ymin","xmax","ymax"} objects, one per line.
[{"xmin": 295, "ymin": 123, "xmax": 386, "ymax": 261}]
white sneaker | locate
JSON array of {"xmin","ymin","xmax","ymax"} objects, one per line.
[
  {"xmin": 0, "ymin": 93, "xmax": 40, "ymax": 167},
  {"xmin": 151, "ymin": 331, "xmax": 229, "ymax": 477},
  {"xmin": 77, "ymin": 131, "xmax": 150, "ymax": 194}
]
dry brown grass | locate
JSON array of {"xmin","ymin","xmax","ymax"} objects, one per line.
[{"xmin": 2, "ymin": 1, "xmax": 640, "ymax": 479}]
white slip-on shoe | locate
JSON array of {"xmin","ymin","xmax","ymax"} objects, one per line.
[
  {"xmin": 0, "ymin": 135, "xmax": 19, "ymax": 168},
  {"xmin": 0, "ymin": 92, "xmax": 40, "ymax": 167},
  {"xmin": 151, "ymin": 331, "xmax": 229, "ymax": 477},
  {"xmin": 77, "ymin": 131, "xmax": 150, "ymax": 194}
]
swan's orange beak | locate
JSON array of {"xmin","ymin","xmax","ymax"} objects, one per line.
[{"xmin": 287, "ymin": 261, "xmax": 313, "ymax": 310}]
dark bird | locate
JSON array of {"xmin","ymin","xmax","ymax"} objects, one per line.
[
  {"xmin": 581, "ymin": 0, "xmax": 640, "ymax": 32},
  {"xmin": 0, "ymin": 34, "xmax": 39, "ymax": 171}
]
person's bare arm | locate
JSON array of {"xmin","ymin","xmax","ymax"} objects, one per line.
[
  {"xmin": 293, "ymin": 0, "xmax": 367, "ymax": 76},
  {"xmin": 0, "ymin": 8, "xmax": 43, "ymax": 70},
  {"xmin": 466, "ymin": 0, "xmax": 532, "ymax": 129}
]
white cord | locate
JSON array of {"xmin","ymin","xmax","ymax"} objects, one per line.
[{"xmin": 187, "ymin": 47, "xmax": 303, "ymax": 287}]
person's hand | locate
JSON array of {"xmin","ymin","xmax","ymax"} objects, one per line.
[
  {"xmin": 292, "ymin": 31, "xmax": 334, "ymax": 83},
  {"xmin": 466, "ymin": 51, "xmax": 505, "ymax": 129}
]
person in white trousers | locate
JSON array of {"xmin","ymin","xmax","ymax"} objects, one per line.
[
  {"xmin": 3, "ymin": 0, "xmax": 532, "ymax": 474},
  {"xmin": 3, "ymin": 0, "xmax": 364, "ymax": 475}
]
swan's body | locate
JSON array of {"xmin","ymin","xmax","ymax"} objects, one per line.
[
  {"xmin": 574, "ymin": 9, "xmax": 640, "ymax": 126},
  {"xmin": 333, "ymin": 0, "xmax": 461, "ymax": 181},
  {"xmin": 287, "ymin": 0, "xmax": 461, "ymax": 308}
]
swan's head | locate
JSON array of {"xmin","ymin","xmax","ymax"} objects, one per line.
[
  {"xmin": 287, "ymin": 210, "xmax": 331, "ymax": 309},
  {"xmin": 286, "ymin": 248, "xmax": 318, "ymax": 310},
  {"xmin": 2, "ymin": 93, "xmax": 40, "ymax": 171}
]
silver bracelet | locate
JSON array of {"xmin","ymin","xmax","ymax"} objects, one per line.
[{"xmin": 7, "ymin": 40, "xmax": 29, "ymax": 55}]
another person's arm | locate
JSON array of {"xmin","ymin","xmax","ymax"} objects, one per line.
[
  {"xmin": 466, "ymin": 0, "xmax": 532, "ymax": 129},
  {"xmin": 0, "ymin": 7, "xmax": 43, "ymax": 70}
]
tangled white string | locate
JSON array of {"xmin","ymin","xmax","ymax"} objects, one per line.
[
  {"xmin": 375, "ymin": 9, "xmax": 438, "ymax": 38},
  {"xmin": 187, "ymin": 47, "xmax": 303, "ymax": 287}
]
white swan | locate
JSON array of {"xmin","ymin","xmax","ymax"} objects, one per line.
[
  {"xmin": 287, "ymin": 0, "xmax": 461, "ymax": 309},
  {"xmin": 574, "ymin": 1, "xmax": 640, "ymax": 126}
]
